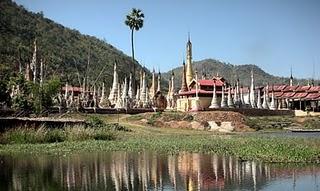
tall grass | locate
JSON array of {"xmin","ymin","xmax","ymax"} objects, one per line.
[
  {"xmin": 0, "ymin": 116, "xmax": 130, "ymax": 144},
  {"xmin": 0, "ymin": 125, "xmax": 115, "ymax": 144}
]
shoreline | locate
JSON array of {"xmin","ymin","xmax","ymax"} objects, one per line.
[
  {"xmin": 0, "ymin": 123, "xmax": 319, "ymax": 163},
  {"xmin": 0, "ymin": 113, "xmax": 319, "ymax": 163}
]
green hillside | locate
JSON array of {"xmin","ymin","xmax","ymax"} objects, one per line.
[
  {"xmin": 163, "ymin": 59, "xmax": 315, "ymax": 89},
  {"xmin": 0, "ymin": 0, "xmax": 147, "ymax": 88}
]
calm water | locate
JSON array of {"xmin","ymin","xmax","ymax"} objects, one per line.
[{"xmin": 0, "ymin": 152, "xmax": 319, "ymax": 191}]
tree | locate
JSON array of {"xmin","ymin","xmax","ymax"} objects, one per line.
[
  {"xmin": 125, "ymin": 8, "xmax": 144, "ymax": 91},
  {"xmin": 9, "ymin": 74, "xmax": 61, "ymax": 115}
]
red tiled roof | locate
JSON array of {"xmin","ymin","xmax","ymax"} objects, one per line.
[
  {"xmin": 281, "ymin": 92, "xmax": 296, "ymax": 98},
  {"xmin": 274, "ymin": 92, "xmax": 284, "ymax": 98},
  {"xmin": 283, "ymin": 85, "xmax": 299, "ymax": 92},
  {"xmin": 303, "ymin": 93, "xmax": 320, "ymax": 100},
  {"xmin": 273, "ymin": 85, "xmax": 287, "ymax": 91},
  {"xmin": 268, "ymin": 92, "xmax": 284, "ymax": 98},
  {"xmin": 295, "ymin": 86, "xmax": 311, "ymax": 92},
  {"xmin": 197, "ymin": 79, "xmax": 225, "ymax": 86},
  {"xmin": 291, "ymin": 92, "xmax": 308, "ymax": 99},
  {"xmin": 264, "ymin": 85, "xmax": 286, "ymax": 92},
  {"xmin": 308, "ymin": 86, "xmax": 320, "ymax": 92},
  {"xmin": 179, "ymin": 89, "xmax": 225, "ymax": 96}
]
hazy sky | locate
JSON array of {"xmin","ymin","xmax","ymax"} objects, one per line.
[{"xmin": 15, "ymin": 0, "xmax": 320, "ymax": 79}]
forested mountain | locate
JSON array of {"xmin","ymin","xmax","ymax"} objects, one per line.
[
  {"xmin": 0, "ymin": 0, "xmax": 147, "ymax": 88},
  {"xmin": 163, "ymin": 59, "xmax": 315, "ymax": 89},
  {"xmin": 1, "ymin": 0, "xmax": 316, "ymax": 93}
]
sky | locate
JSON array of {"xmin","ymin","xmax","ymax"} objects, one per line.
[{"xmin": 15, "ymin": 0, "xmax": 320, "ymax": 79}]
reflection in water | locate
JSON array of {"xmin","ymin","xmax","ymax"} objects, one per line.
[{"xmin": 0, "ymin": 152, "xmax": 319, "ymax": 190}]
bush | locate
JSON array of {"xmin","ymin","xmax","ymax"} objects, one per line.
[
  {"xmin": 304, "ymin": 117, "xmax": 320, "ymax": 129},
  {"xmin": 64, "ymin": 126, "xmax": 93, "ymax": 141},
  {"xmin": 9, "ymin": 75, "xmax": 61, "ymax": 115},
  {"xmin": 45, "ymin": 129, "xmax": 66, "ymax": 143},
  {"xmin": 147, "ymin": 112, "xmax": 162, "ymax": 126},
  {"xmin": 0, "ymin": 124, "xmax": 118, "ymax": 144},
  {"xmin": 87, "ymin": 116, "xmax": 105, "ymax": 128},
  {"xmin": 105, "ymin": 123, "xmax": 131, "ymax": 131},
  {"xmin": 93, "ymin": 128, "xmax": 115, "ymax": 140},
  {"xmin": 182, "ymin": 114, "xmax": 194, "ymax": 121},
  {"xmin": 0, "ymin": 127, "xmax": 47, "ymax": 144}
]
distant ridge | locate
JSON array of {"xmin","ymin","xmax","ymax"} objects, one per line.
[{"xmin": 163, "ymin": 58, "xmax": 316, "ymax": 89}]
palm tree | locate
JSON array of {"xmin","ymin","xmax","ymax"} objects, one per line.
[{"xmin": 125, "ymin": 8, "xmax": 144, "ymax": 91}]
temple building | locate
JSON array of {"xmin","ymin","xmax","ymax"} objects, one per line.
[
  {"xmin": 264, "ymin": 84, "xmax": 320, "ymax": 111},
  {"xmin": 176, "ymin": 36, "xmax": 231, "ymax": 111},
  {"xmin": 175, "ymin": 36, "xmax": 320, "ymax": 112},
  {"xmin": 177, "ymin": 73, "xmax": 228, "ymax": 111}
]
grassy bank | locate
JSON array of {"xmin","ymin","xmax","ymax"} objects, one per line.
[
  {"xmin": 0, "ymin": 116, "xmax": 320, "ymax": 163},
  {"xmin": 0, "ymin": 116, "xmax": 129, "ymax": 144},
  {"xmin": 0, "ymin": 125, "xmax": 115, "ymax": 144},
  {"xmin": 246, "ymin": 115, "xmax": 320, "ymax": 130}
]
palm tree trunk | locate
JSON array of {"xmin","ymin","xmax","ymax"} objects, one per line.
[
  {"xmin": 131, "ymin": 29, "xmax": 136, "ymax": 94},
  {"xmin": 131, "ymin": 29, "xmax": 135, "ymax": 61}
]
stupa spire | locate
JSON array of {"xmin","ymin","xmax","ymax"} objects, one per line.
[
  {"xmin": 227, "ymin": 86, "xmax": 235, "ymax": 108},
  {"xmin": 108, "ymin": 61, "xmax": 119, "ymax": 105},
  {"xmin": 167, "ymin": 75, "xmax": 172, "ymax": 96},
  {"xmin": 128, "ymin": 73, "xmax": 133, "ymax": 99},
  {"xmin": 180, "ymin": 61, "xmax": 188, "ymax": 92},
  {"xmin": 250, "ymin": 70, "xmax": 256, "ymax": 108},
  {"xmin": 140, "ymin": 71, "xmax": 146, "ymax": 103},
  {"xmin": 122, "ymin": 77, "xmax": 128, "ymax": 108},
  {"xmin": 262, "ymin": 86, "xmax": 269, "ymax": 109},
  {"xmin": 30, "ymin": 39, "xmax": 37, "ymax": 83},
  {"xmin": 186, "ymin": 34, "xmax": 193, "ymax": 86},
  {"xmin": 209, "ymin": 81, "xmax": 220, "ymax": 109},
  {"xmin": 171, "ymin": 70, "xmax": 175, "ymax": 96},
  {"xmin": 157, "ymin": 70, "xmax": 161, "ymax": 92},
  {"xmin": 150, "ymin": 68, "xmax": 156, "ymax": 98},
  {"xmin": 257, "ymin": 88, "xmax": 262, "ymax": 109},
  {"xmin": 40, "ymin": 59, "xmax": 44, "ymax": 87},
  {"xmin": 220, "ymin": 85, "xmax": 227, "ymax": 108},
  {"xmin": 240, "ymin": 86, "xmax": 245, "ymax": 106},
  {"xmin": 269, "ymin": 85, "xmax": 276, "ymax": 110},
  {"xmin": 289, "ymin": 67, "xmax": 293, "ymax": 86}
]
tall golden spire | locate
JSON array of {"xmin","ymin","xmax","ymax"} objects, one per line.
[
  {"xmin": 186, "ymin": 33, "xmax": 193, "ymax": 86},
  {"xmin": 180, "ymin": 61, "xmax": 188, "ymax": 92}
]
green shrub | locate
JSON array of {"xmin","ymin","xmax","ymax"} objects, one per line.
[
  {"xmin": 147, "ymin": 112, "xmax": 162, "ymax": 126},
  {"xmin": 45, "ymin": 129, "xmax": 66, "ymax": 143},
  {"xmin": 105, "ymin": 123, "xmax": 131, "ymax": 131},
  {"xmin": 127, "ymin": 114, "xmax": 143, "ymax": 121},
  {"xmin": 245, "ymin": 118, "xmax": 261, "ymax": 130},
  {"xmin": 93, "ymin": 129, "xmax": 114, "ymax": 140},
  {"xmin": 64, "ymin": 126, "xmax": 93, "ymax": 141},
  {"xmin": 0, "ymin": 127, "xmax": 46, "ymax": 144},
  {"xmin": 304, "ymin": 117, "xmax": 320, "ymax": 129},
  {"xmin": 87, "ymin": 116, "xmax": 105, "ymax": 128},
  {"xmin": 182, "ymin": 114, "xmax": 194, "ymax": 121},
  {"xmin": 0, "ymin": 124, "xmax": 118, "ymax": 144}
]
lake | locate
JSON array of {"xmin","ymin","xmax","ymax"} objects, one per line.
[{"xmin": 0, "ymin": 152, "xmax": 319, "ymax": 190}]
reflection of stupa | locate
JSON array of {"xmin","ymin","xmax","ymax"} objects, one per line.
[{"xmin": 4, "ymin": 152, "xmax": 320, "ymax": 191}]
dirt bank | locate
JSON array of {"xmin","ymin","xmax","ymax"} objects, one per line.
[{"xmin": 127, "ymin": 111, "xmax": 250, "ymax": 131}]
